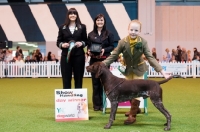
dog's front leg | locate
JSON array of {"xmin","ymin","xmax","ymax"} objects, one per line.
[{"xmin": 104, "ymin": 101, "xmax": 118, "ymax": 129}]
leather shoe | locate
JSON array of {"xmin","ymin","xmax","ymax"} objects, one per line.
[
  {"xmin": 124, "ymin": 117, "xmax": 136, "ymax": 125},
  {"xmin": 125, "ymin": 111, "xmax": 130, "ymax": 117},
  {"xmin": 94, "ymin": 108, "xmax": 99, "ymax": 111},
  {"xmin": 125, "ymin": 109, "xmax": 141, "ymax": 117}
]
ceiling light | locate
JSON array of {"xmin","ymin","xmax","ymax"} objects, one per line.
[{"xmin": 18, "ymin": 42, "xmax": 28, "ymax": 45}]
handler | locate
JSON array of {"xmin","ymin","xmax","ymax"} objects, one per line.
[{"xmin": 102, "ymin": 19, "xmax": 170, "ymax": 124}]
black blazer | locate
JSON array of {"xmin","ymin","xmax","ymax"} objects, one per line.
[
  {"xmin": 57, "ymin": 24, "xmax": 87, "ymax": 56},
  {"xmin": 87, "ymin": 30, "xmax": 114, "ymax": 57}
]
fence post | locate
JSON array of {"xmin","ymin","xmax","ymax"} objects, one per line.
[
  {"xmin": 0, "ymin": 62, "xmax": 2, "ymax": 78},
  {"xmin": 192, "ymin": 61, "xmax": 196, "ymax": 78},
  {"xmin": 102, "ymin": 89, "xmax": 107, "ymax": 114},
  {"xmin": 144, "ymin": 71, "xmax": 148, "ymax": 115},
  {"xmin": 47, "ymin": 61, "xmax": 50, "ymax": 78}
]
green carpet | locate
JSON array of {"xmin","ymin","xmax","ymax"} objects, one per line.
[{"xmin": 0, "ymin": 77, "xmax": 200, "ymax": 132}]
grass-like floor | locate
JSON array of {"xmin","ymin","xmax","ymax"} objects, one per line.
[{"xmin": 0, "ymin": 77, "xmax": 200, "ymax": 132}]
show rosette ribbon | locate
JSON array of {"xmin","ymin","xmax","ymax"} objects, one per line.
[{"xmin": 66, "ymin": 40, "xmax": 76, "ymax": 63}]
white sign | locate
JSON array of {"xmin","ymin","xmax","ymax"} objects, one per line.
[
  {"xmin": 110, "ymin": 68, "xmax": 125, "ymax": 78},
  {"xmin": 55, "ymin": 89, "xmax": 89, "ymax": 122},
  {"xmin": 165, "ymin": 64, "xmax": 187, "ymax": 72},
  {"xmin": 152, "ymin": 63, "xmax": 187, "ymax": 72}
]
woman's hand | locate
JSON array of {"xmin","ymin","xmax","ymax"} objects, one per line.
[
  {"xmin": 160, "ymin": 70, "xmax": 172, "ymax": 79},
  {"xmin": 75, "ymin": 41, "xmax": 83, "ymax": 48},
  {"xmin": 100, "ymin": 49, "xmax": 105, "ymax": 56},
  {"xmin": 62, "ymin": 43, "xmax": 69, "ymax": 48}
]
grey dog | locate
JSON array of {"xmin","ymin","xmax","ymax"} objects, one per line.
[{"xmin": 86, "ymin": 62, "xmax": 183, "ymax": 131}]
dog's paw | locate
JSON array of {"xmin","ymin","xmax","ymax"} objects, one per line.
[
  {"xmin": 164, "ymin": 126, "xmax": 170, "ymax": 131},
  {"xmin": 104, "ymin": 124, "xmax": 111, "ymax": 129}
]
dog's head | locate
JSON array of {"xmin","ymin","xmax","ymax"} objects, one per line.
[
  {"xmin": 77, "ymin": 102, "xmax": 87, "ymax": 114},
  {"xmin": 86, "ymin": 62, "xmax": 105, "ymax": 78}
]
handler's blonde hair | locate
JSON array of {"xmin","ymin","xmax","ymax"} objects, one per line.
[
  {"xmin": 165, "ymin": 48, "xmax": 169, "ymax": 52},
  {"xmin": 128, "ymin": 19, "xmax": 142, "ymax": 31}
]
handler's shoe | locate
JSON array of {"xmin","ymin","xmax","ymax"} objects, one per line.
[
  {"xmin": 125, "ymin": 100, "xmax": 141, "ymax": 117},
  {"xmin": 125, "ymin": 111, "xmax": 130, "ymax": 117},
  {"xmin": 125, "ymin": 109, "xmax": 141, "ymax": 117},
  {"xmin": 124, "ymin": 116, "xmax": 136, "ymax": 125},
  {"xmin": 125, "ymin": 99, "xmax": 140, "ymax": 123}
]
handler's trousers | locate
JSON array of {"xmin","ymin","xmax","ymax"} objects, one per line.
[{"xmin": 124, "ymin": 72, "xmax": 143, "ymax": 124}]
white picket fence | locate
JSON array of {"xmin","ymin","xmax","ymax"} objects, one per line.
[{"xmin": 0, "ymin": 61, "xmax": 200, "ymax": 78}]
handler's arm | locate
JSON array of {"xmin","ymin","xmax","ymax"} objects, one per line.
[
  {"xmin": 143, "ymin": 41, "xmax": 171, "ymax": 79},
  {"xmin": 102, "ymin": 40, "xmax": 123, "ymax": 66},
  {"xmin": 142, "ymin": 41, "xmax": 162, "ymax": 71}
]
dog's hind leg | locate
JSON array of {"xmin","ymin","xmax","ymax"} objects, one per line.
[
  {"xmin": 152, "ymin": 100, "xmax": 171, "ymax": 131},
  {"xmin": 104, "ymin": 101, "xmax": 118, "ymax": 129}
]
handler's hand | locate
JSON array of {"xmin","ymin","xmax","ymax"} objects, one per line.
[
  {"xmin": 100, "ymin": 49, "xmax": 105, "ymax": 56},
  {"xmin": 75, "ymin": 41, "xmax": 82, "ymax": 48},
  {"xmin": 62, "ymin": 43, "xmax": 69, "ymax": 48},
  {"xmin": 160, "ymin": 70, "xmax": 172, "ymax": 79}
]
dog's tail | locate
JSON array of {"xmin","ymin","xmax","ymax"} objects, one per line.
[{"xmin": 157, "ymin": 75, "xmax": 185, "ymax": 85}]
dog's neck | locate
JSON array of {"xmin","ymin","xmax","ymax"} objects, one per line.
[{"xmin": 100, "ymin": 68, "xmax": 125, "ymax": 94}]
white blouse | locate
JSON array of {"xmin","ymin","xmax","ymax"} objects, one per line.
[{"xmin": 69, "ymin": 26, "xmax": 75, "ymax": 34}]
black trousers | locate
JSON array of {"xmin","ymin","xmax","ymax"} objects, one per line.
[
  {"xmin": 90, "ymin": 58, "xmax": 108, "ymax": 109},
  {"xmin": 91, "ymin": 72, "xmax": 103, "ymax": 109},
  {"xmin": 60, "ymin": 54, "xmax": 85, "ymax": 89}
]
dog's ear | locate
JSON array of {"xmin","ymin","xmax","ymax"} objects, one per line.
[
  {"xmin": 86, "ymin": 66, "xmax": 89, "ymax": 72},
  {"xmin": 95, "ymin": 65, "xmax": 102, "ymax": 78}
]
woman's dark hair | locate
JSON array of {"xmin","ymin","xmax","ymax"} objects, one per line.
[
  {"xmin": 64, "ymin": 8, "xmax": 82, "ymax": 26},
  {"xmin": 19, "ymin": 49, "xmax": 22, "ymax": 54},
  {"xmin": 47, "ymin": 51, "xmax": 52, "ymax": 61},
  {"xmin": 93, "ymin": 14, "xmax": 107, "ymax": 33},
  {"xmin": 16, "ymin": 46, "xmax": 20, "ymax": 50}
]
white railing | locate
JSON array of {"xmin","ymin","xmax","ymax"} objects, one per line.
[{"xmin": 0, "ymin": 61, "xmax": 200, "ymax": 78}]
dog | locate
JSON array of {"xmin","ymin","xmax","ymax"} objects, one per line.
[
  {"xmin": 86, "ymin": 62, "xmax": 183, "ymax": 131},
  {"xmin": 77, "ymin": 102, "xmax": 88, "ymax": 118}
]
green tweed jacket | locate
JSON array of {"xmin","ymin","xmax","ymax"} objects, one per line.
[{"xmin": 103, "ymin": 36, "xmax": 162, "ymax": 76}]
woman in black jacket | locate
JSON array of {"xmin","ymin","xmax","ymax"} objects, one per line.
[
  {"xmin": 56, "ymin": 8, "xmax": 87, "ymax": 89},
  {"xmin": 192, "ymin": 47, "xmax": 199, "ymax": 60},
  {"xmin": 47, "ymin": 51, "xmax": 52, "ymax": 61},
  {"xmin": 87, "ymin": 14, "xmax": 114, "ymax": 111}
]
